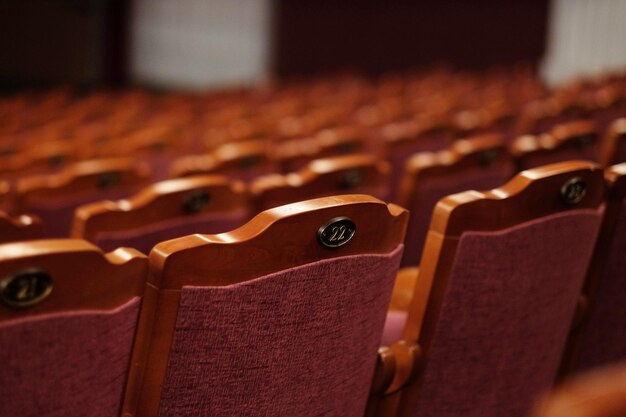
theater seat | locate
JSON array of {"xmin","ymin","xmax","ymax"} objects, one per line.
[
  {"xmin": 72, "ymin": 175, "xmax": 250, "ymax": 254},
  {"xmin": 512, "ymin": 120, "xmax": 600, "ymax": 170},
  {"xmin": 170, "ymin": 140, "xmax": 277, "ymax": 181},
  {"xmin": 15, "ymin": 158, "xmax": 151, "ymax": 238},
  {"xmin": 130, "ymin": 195, "xmax": 408, "ymax": 417},
  {"xmin": 563, "ymin": 162, "xmax": 626, "ymax": 373},
  {"xmin": 0, "ymin": 240, "xmax": 148, "ymax": 417},
  {"xmin": 383, "ymin": 161, "xmax": 605, "ymax": 417},
  {"xmin": 396, "ymin": 133, "xmax": 516, "ymax": 266}
]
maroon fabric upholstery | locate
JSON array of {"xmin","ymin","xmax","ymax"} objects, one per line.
[
  {"xmin": 409, "ymin": 209, "xmax": 603, "ymax": 417},
  {"xmin": 0, "ymin": 297, "xmax": 141, "ymax": 417},
  {"xmin": 573, "ymin": 199, "xmax": 626, "ymax": 372},
  {"xmin": 30, "ymin": 188, "xmax": 140, "ymax": 238},
  {"xmin": 381, "ymin": 310, "xmax": 408, "ymax": 346},
  {"xmin": 158, "ymin": 245, "xmax": 403, "ymax": 417},
  {"xmin": 402, "ymin": 163, "xmax": 515, "ymax": 266},
  {"xmin": 93, "ymin": 210, "xmax": 248, "ymax": 253}
]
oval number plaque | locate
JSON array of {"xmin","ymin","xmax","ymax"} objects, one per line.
[
  {"xmin": 317, "ymin": 217, "xmax": 356, "ymax": 249},
  {"xmin": 0, "ymin": 269, "xmax": 54, "ymax": 308},
  {"xmin": 560, "ymin": 177, "xmax": 587, "ymax": 206}
]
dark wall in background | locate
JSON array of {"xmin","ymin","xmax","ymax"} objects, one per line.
[
  {"xmin": 274, "ymin": 0, "xmax": 549, "ymax": 77},
  {"xmin": 0, "ymin": 0, "xmax": 129, "ymax": 91}
]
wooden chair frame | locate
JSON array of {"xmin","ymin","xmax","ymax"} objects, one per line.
[
  {"xmin": 251, "ymin": 154, "xmax": 390, "ymax": 211},
  {"xmin": 15, "ymin": 158, "xmax": 152, "ymax": 213},
  {"xmin": 379, "ymin": 161, "xmax": 606, "ymax": 417},
  {"xmin": 128, "ymin": 195, "xmax": 409, "ymax": 417},
  {"xmin": 72, "ymin": 175, "xmax": 249, "ymax": 242}
]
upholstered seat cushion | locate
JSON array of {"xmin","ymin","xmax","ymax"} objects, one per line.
[{"xmin": 158, "ymin": 246, "xmax": 403, "ymax": 417}]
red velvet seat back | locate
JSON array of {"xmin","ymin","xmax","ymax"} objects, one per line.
[
  {"xmin": 409, "ymin": 210, "xmax": 602, "ymax": 417},
  {"xmin": 160, "ymin": 249, "xmax": 402, "ymax": 417},
  {"xmin": 133, "ymin": 195, "xmax": 409, "ymax": 417},
  {"xmin": 394, "ymin": 161, "xmax": 606, "ymax": 417},
  {"xmin": 0, "ymin": 240, "xmax": 148, "ymax": 417}
]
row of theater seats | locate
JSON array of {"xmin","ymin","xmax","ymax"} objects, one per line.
[
  {"xmin": 0, "ymin": 117, "xmax": 625, "ymax": 266},
  {"xmin": 1, "ymin": 67, "xmax": 625, "ymax": 416},
  {"xmin": 0, "ymin": 160, "xmax": 624, "ymax": 417},
  {"xmin": 0, "ymin": 68, "xmax": 624, "ymax": 184}
]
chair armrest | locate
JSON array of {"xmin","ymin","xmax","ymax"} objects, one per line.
[{"xmin": 388, "ymin": 267, "xmax": 419, "ymax": 312}]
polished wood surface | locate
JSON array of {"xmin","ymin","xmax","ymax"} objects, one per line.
[
  {"xmin": 251, "ymin": 154, "xmax": 390, "ymax": 211},
  {"xmin": 15, "ymin": 157, "xmax": 151, "ymax": 212},
  {"xmin": 71, "ymin": 175, "xmax": 249, "ymax": 241},
  {"xmin": 170, "ymin": 140, "xmax": 276, "ymax": 178},
  {"xmin": 395, "ymin": 132, "xmax": 514, "ymax": 205},
  {"xmin": 0, "ymin": 239, "xmax": 147, "ymax": 322}
]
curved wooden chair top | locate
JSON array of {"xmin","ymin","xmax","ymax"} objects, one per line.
[
  {"xmin": 251, "ymin": 154, "xmax": 391, "ymax": 211},
  {"xmin": 72, "ymin": 175, "xmax": 249, "ymax": 241},
  {"xmin": 150, "ymin": 194, "xmax": 408, "ymax": 288},
  {"xmin": 531, "ymin": 362, "xmax": 626, "ymax": 417},
  {"xmin": 390, "ymin": 160, "xmax": 606, "ymax": 417},
  {"xmin": 169, "ymin": 140, "xmax": 276, "ymax": 179},
  {"xmin": 0, "ymin": 239, "xmax": 147, "ymax": 322},
  {"xmin": 275, "ymin": 125, "xmax": 368, "ymax": 171},
  {"xmin": 0, "ymin": 212, "xmax": 43, "ymax": 244},
  {"xmin": 381, "ymin": 116, "xmax": 452, "ymax": 149},
  {"xmin": 512, "ymin": 120, "xmax": 599, "ymax": 169},
  {"xmin": 0, "ymin": 140, "xmax": 82, "ymax": 176},
  {"xmin": 396, "ymin": 133, "xmax": 513, "ymax": 204},
  {"xmin": 600, "ymin": 118, "xmax": 626, "ymax": 166},
  {"xmin": 15, "ymin": 158, "xmax": 152, "ymax": 208},
  {"xmin": 96, "ymin": 125, "xmax": 186, "ymax": 158},
  {"xmin": 423, "ymin": 160, "xmax": 604, "ymax": 239}
]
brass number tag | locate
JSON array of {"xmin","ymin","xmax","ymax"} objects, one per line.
[
  {"xmin": 0, "ymin": 269, "xmax": 53, "ymax": 308},
  {"xmin": 560, "ymin": 177, "xmax": 587, "ymax": 206},
  {"xmin": 317, "ymin": 217, "xmax": 356, "ymax": 249}
]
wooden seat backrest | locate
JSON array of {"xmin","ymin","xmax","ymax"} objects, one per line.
[
  {"xmin": 396, "ymin": 133, "xmax": 516, "ymax": 265},
  {"xmin": 251, "ymin": 154, "xmax": 390, "ymax": 211},
  {"xmin": 0, "ymin": 240, "xmax": 147, "ymax": 417},
  {"xmin": 15, "ymin": 158, "xmax": 151, "ymax": 237},
  {"xmin": 72, "ymin": 175, "xmax": 250, "ymax": 253},
  {"xmin": 392, "ymin": 161, "xmax": 606, "ymax": 417},
  {"xmin": 130, "ymin": 195, "xmax": 408, "ymax": 417}
]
